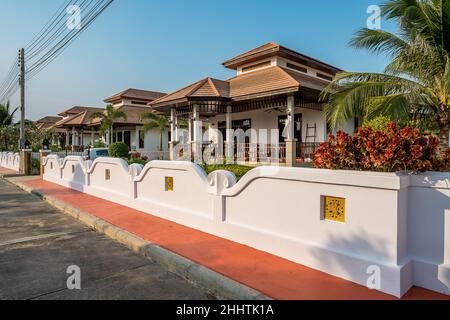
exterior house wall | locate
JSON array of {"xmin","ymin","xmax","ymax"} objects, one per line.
[
  {"xmin": 42, "ymin": 155, "xmax": 450, "ymax": 298},
  {"xmin": 276, "ymin": 57, "xmax": 335, "ymax": 81}
]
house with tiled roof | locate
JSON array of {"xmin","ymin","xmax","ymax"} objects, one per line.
[
  {"xmin": 51, "ymin": 106, "xmax": 104, "ymax": 150},
  {"xmin": 150, "ymin": 42, "xmax": 354, "ymax": 166},
  {"xmin": 90, "ymin": 88, "xmax": 168, "ymax": 154},
  {"xmin": 34, "ymin": 116, "xmax": 63, "ymax": 130}
]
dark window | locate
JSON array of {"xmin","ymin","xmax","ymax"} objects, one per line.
[
  {"xmin": 131, "ymin": 101, "xmax": 148, "ymax": 106},
  {"xmin": 138, "ymin": 130, "xmax": 145, "ymax": 149},
  {"xmin": 286, "ymin": 63, "xmax": 307, "ymax": 73},
  {"xmin": 242, "ymin": 61, "xmax": 271, "ymax": 73},
  {"xmin": 316, "ymin": 73, "xmax": 333, "ymax": 81},
  {"xmin": 117, "ymin": 132, "xmax": 123, "ymax": 142}
]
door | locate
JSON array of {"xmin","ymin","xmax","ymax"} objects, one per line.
[{"xmin": 124, "ymin": 131, "xmax": 131, "ymax": 149}]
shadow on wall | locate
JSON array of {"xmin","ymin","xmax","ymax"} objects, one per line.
[
  {"xmin": 309, "ymin": 229, "xmax": 390, "ymax": 287},
  {"xmin": 408, "ymin": 176, "xmax": 450, "ymax": 294}
]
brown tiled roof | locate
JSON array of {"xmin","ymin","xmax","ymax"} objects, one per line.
[
  {"xmin": 35, "ymin": 116, "xmax": 63, "ymax": 129},
  {"xmin": 104, "ymin": 88, "xmax": 166, "ymax": 103},
  {"xmin": 53, "ymin": 107, "xmax": 104, "ymax": 128},
  {"xmin": 89, "ymin": 105, "xmax": 151, "ymax": 126},
  {"xmin": 58, "ymin": 106, "xmax": 100, "ymax": 117},
  {"xmin": 228, "ymin": 66, "xmax": 299, "ymax": 98},
  {"xmin": 222, "ymin": 42, "xmax": 342, "ymax": 74},
  {"xmin": 151, "ymin": 78, "xmax": 229, "ymax": 107},
  {"xmin": 35, "ymin": 116, "xmax": 63, "ymax": 124},
  {"xmin": 151, "ymin": 66, "xmax": 330, "ymax": 108},
  {"xmin": 223, "ymin": 42, "xmax": 279, "ymax": 66}
]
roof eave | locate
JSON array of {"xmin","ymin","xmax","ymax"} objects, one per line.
[{"xmin": 231, "ymin": 87, "xmax": 300, "ymax": 102}]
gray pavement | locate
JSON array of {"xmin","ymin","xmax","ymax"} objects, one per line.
[{"xmin": 0, "ymin": 178, "xmax": 211, "ymax": 300}]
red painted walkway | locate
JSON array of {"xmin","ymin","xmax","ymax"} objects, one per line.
[{"xmin": 19, "ymin": 178, "xmax": 450, "ymax": 300}]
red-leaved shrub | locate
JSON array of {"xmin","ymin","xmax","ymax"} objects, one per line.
[{"xmin": 314, "ymin": 123, "xmax": 450, "ymax": 172}]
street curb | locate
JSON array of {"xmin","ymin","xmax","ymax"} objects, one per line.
[{"xmin": 8, "ymin": 178, "xmax": 271, "ymax": 301}]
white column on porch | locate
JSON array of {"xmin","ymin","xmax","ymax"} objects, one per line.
[
  {"xmin": 193, "ymin": 104, "xmax": 202, "ymax": 163},
  {"xmin": 169, "ymin": 107, "xmax": 177, "ymax": 160},
  {"xmin": 188, "ymin": 118, "xmax": 193, "ymax": 143},
  {"xmin": 225, "ymin": 105, "xmax": 233, "ymax": 163},
  {"xmin": 80, "ymin": 129, "xmax": 84, "ymax": 148},
  {"xmin": 285, "ymin": 95, "xmax": 297, "ymax": 167},
  {"xmin": 65, "ymin": 130, "xmax": 70, "ymax": 147},
  {"xmin": 91, "ymin": 131, "xmax": 95, "ymax": 145},
  {"xmin": 134, "ymin": 126, "xmax": 140, "ymax": 151},
  {"xmin": 71, "ymin": 127, "xmax": 77, "ymax": 151}
]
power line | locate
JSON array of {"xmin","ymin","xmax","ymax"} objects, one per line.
[
  {"xmin": 26, "ymin": 0, "xmax": 88, "ymax": 60},
  {"xmin": 0, "ymin": 57, "xmax": 19, "ymax": 98},
  {"xmin": 28, "ymin": 0, "xmax": 113, "ymax": 79},
  {"xmin": 24, "ymin": 0, "xmax": 74, "ymax": 52},
  {"xmin": 0, "ymin": 0, "xmax": 114, "ymax": 103}
]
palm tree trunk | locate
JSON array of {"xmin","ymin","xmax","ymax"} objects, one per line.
[
  {"xmin": 160, "ymin": 131, "xmax": 163, "ymax": 152},
  {"xmin": 439, "ymin": 124, "xmax": 449, "ymax": 150},
  {"xmin": 110, "ymin": 126, "xmax": 114, "ymax": 145}
]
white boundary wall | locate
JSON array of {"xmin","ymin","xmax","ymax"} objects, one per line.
[
  {"xmin": 0, "ymin": 152, "xmax": 20, "ymax": 172},
  {"xmin": 42, "ymin": 155, "xmax": 450, "ymax": 298}
]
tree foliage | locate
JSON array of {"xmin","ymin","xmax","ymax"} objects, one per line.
[{"xmin": 321, "ymin": 0, "xmax": 450, "ymax": 148}]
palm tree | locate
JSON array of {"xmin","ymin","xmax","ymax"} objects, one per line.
[
  {"xmin": 321, "ymin": 0, "xmax": 450, "ymax": 148},
  {"xmin": 89, "ymin": 104, "xmax": 127, "ymax": 145},
  {"xmin": 140, "ymin": 111, "xmax": 168, "ymax": 151},
  {"xmin": 0, "ymin": 101, "xmax": 18, "ymax": 149}
]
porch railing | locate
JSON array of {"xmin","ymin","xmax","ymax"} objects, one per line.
[
  {"xmin": 297, "ymin": 142, "xmax": 321, "ymax": 161},
  {"xmin": 172, "ymin": 142, "xmax": 320, "ymax": 165},
  {"xmin": 141, "ymin": 150, "xmax": 170, "ymax": 161}
]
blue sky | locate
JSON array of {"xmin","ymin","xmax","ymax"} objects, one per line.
[{"xmin": 0, "ymin": 0, "xmax": 396, "ymax": 120}]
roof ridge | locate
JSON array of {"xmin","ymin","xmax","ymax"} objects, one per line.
[
  {"xmin": 276, "ymin": 66, "xmax": 302, "ymax": 87},
  {"xmin": 207, "ymin": 78, "xmax": 221, "ymax": 97},
  {"xmin": 186, "ymin": 78, "xmax": 209, "ymax": 97},
  {"xmin": 152, "ymin": 78, "xmax": 205, "ymax": 105}
]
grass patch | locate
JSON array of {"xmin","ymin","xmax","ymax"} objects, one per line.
[{"xmin": 200, "ymin": 164, "xmax": 254, "ymax": 181}]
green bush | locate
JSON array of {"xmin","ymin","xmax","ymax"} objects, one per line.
[
  {"xmin": 109, "ymin": 142, "xmax": 129, "ymax": 158},
  {"xmin": 49, "ymin": 144, "xmax": 60, "ymax": 152},
  {"xmin": 128, "ymin": 157, "xmax": 147, "ymax": 166},
  {"xmin": 32, "ymin": 158, "xmax": 40, "ymax": 173},
  {"xmin": 93, "ymin": 140, "xmax": 106, "ymax": 148},
  {"xmin": 201, "ymin": 164, "xmax": 253, "ymax": 181},
  {"xmin": 363, "ymin": 116, "xmax": 392, "ymax": 132}
]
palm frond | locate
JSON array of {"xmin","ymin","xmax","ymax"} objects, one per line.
[{"xmin": 349, "ymin": 28, "xmax": 409, "ymax": 56}]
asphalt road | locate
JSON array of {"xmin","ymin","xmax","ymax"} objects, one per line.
[{"xmin": 0, "ymin": 178, "xmax": 211, "ymax": 300}]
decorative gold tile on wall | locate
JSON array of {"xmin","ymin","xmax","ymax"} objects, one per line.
[
  {"xmin": 165, "ymin": 177, "xmax": 174, "ymax": 192},
  {"xmin": 323, "ymin": 196, "xmax": 346, "ymax": 223}
]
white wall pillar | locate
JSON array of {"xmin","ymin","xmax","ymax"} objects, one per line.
[{"xmin": 91, "ymin": 131, "xmax": 95, "ymax": 145}]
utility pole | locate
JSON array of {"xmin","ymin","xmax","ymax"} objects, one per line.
[{"xmin": 18, "ymin": 48, "xmax": 25, "ymax": 149}]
